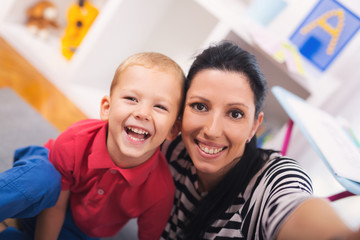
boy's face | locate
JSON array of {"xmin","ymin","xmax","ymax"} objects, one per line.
[{"xmin": 101, "ymin": 65, "xmax": 182, "ymax": 168}]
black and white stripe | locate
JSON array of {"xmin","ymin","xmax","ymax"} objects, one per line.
[{"xmin": 161, "ymin": 137, "xmax": 313, "ymax": 240}]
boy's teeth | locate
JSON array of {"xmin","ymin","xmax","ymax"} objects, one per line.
[
  {"xmin": 129, "ymin": 135, "xmax": 145, "ymax": 141},
  {"xmin": 128, "ymin": 127, "xmax": 148, "ymax": 135}
]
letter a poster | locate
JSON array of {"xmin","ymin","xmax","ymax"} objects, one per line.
[{"xmin": 290, "ymin": 0, "xmax": 360, "ymax": 71}]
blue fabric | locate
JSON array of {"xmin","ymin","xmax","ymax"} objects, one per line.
[
  {"xmin": 0, "ymin": 227, "xmax": 31, "ymax": 240},
  {"xmin": 0, "ymin": 146, "xmax": 98, "ymax": 240},
  {"xmin": 0, "ymin": 146, "xmax": 61, "ymax": 221},
  {"xmin": 19, "ymin": 207, "xmax": 99, "ymax": 240},
  {"xmin": 0, "ymin": 208, "xmax": 99, "ymax": 240}
]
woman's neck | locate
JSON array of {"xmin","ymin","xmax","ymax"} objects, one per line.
[
  {"xmin": 197, "ymin": 171, "xmax": 224, "ymax": 192},
  {"xmin": 196, "ymin": 156, "xmax": 242, "ymax": 192}
]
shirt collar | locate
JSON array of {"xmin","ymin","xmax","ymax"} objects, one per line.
[
  {"xmin": 88, "ymin": 122, "xmax": 115, "ymax": 169},
  {"xmin": 118, "ymin": 147, "xmax": 160, "ymax": 186},
  {"xmin": 87, "ymin": 122, "xmax": 161, "ymax": 186}
]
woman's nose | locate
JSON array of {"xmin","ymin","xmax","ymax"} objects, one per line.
[{"xmin": 203, "ymin": 113, "xmax": 222, "ymax": 138}]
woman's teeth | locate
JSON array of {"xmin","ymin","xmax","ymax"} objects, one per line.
[{"xmin": 199, "ymin": 144, "xmax": 224, "ymax": 154}]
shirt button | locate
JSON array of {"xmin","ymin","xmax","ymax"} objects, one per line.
[
  {"xmin": 97, "ymin": 188, "xmax": 104, "ymax": 195},
  {"xmin": 110, "ymin": 169, "xmax": 117, "ymax": 174}
]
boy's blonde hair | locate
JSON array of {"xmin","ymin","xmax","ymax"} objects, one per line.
[{"xmin": 110, "ymin": 52, "xmax": 185, "ymax": 97}]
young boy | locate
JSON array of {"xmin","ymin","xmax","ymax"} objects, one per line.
[{"xmin": 20, "ymin": 52, "xmax": 185, "ymax": 240}]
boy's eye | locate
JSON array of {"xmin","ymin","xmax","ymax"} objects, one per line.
[
  {"xmin": 190, "ymin": 103, "xmax": 207, "ymax": 112},
  {"xmin": 155, "ymin": 105, "xmax": 168, "ymax": 111},
  {"xmin": 124, "ymin": 97, "xmax": 137, "ymax": 102},
  {"xmin": 228, "ymin": 110, "xmax": 244, "ymax": 119}
]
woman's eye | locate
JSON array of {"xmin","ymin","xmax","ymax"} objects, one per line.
[
  {"xmin": 228, "ymin": 110, "xmax": 244, "ymax": 119},
  {"xmin": 190, "ymin": 103, "xmax": 207, "ymax": 112},
  {"xmin": 155, "ymin": 105, "xmax": 168, "ymax": 111}
]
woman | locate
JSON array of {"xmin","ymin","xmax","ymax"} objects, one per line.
[{"xmin": 161, "ymin": 41, "xmax": 360, "ymax": 239}]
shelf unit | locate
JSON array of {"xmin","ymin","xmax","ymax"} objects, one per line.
[{"xmin": 1, "ymin": 0, "xmax": 352, "ymax": 150}]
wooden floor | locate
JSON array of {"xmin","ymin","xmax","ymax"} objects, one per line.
[{"xmin": 0, "ymin": 36, "xmax": 87, "ymax": 132}]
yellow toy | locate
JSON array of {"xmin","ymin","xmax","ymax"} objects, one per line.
[
  {"xmin": 26, "ymin": 1, "xmax": 59, "ymax": 41},
  {"xmin": 61, "ymin": 0, "xmax": 99, "ymax": 60}
]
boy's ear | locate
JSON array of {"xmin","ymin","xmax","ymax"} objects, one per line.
[
  {"xmin": 166, "ymin": 119, "xmax": 181, "ymax": 141},
  {"xmin": 100, "ymin": 96, "xmax": 110, "ymax": 121}
]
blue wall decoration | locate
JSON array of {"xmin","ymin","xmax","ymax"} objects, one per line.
[{"xmin": 290, "ymin": 0, "xmax": 360, "ymax": 71}]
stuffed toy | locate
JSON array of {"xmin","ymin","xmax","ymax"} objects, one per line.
[{"xmin": 26, "ymin": 1, "xmax": 59, "ymax": 40}]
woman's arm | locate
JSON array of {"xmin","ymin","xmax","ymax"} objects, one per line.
[
  {"xmin": 34, "ymin": 190, "xmax": 70, "ymax": 240},
  {"xmin": 277, "ymin": 197, "xmax": 358, "ymax": 240}
]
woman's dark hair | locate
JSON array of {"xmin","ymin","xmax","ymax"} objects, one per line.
[
  {"xmin": 184, "ymin": 41, "xmax": 274, "ymax": 239},
  {"xmin": 187, "ymin": 40, "xmax": 267, "ymax": 118}
]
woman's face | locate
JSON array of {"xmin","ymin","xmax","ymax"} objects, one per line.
[{"xmin": 181, "ymin": 69, "xmax": 263, "ymax": 181}]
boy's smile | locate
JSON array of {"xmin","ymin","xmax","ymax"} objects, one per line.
[
  {"xmin": 125, "ymin": 126, "xmax": 150, "ymax": 142},
  {"xmin": 100, "ymin": 65, "xmax": 182, "ymax": 168}
]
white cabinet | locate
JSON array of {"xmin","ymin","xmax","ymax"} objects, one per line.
[{"xmin": 1, "ymin": 0, "xmax": 357, "ymax": 150}]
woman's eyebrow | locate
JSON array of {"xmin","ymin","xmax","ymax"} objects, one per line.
[
  {"xmin": 188, "ymin": 96, "xmax": 210, "ymax": 103},
  {"xmin": 228, "ymin": 103, "xmax": 249, "ymax": 109}
]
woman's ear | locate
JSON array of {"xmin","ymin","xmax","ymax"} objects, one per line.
[
  {"xmin": 166, "ymin": 119, "xmax": 181, "ymax": 141},
  {"xmin": 250, "ymin": 111, "xmax": 264, "ymax": 139},
  {"xmin": 100, "ymin": 96, "xmax": 110, "ymax": 121}
]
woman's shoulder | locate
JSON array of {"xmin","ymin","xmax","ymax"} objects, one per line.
[
  {"xmin": 262, "ymin": 152, "xmax": 310, "ymax": 176},
  {"xmin": 241, "ymin": 152, "xmax": 313, "ymax": 239},
  {"xmin": 251, "ymin": 151, "xmax": 313, "ymax": 194}
]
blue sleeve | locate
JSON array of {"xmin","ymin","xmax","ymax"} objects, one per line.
[{"xmin": 0, "ymin": 146, "xmax": 61, "ymax": 221}]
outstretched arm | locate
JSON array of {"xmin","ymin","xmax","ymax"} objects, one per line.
[
  {"xmin": 34, "ymin": 190, "xmax": 70, "ymax": 240},
  {"xmin": 277, "ymin": 198, "xmax": 359, "ymax": 240}
]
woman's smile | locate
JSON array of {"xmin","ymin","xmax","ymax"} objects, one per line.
[{"xmin": 195, "ymin": 139, "xmax": 227, "ymax": 157}]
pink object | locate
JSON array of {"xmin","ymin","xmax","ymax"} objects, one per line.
[
  {"xmin": 281, "ymin": 119, "xmax": 294, "ymax": 155},
  {"xmin": 327, "ymin": 191, "xmax": 355, "ymax": 202}
]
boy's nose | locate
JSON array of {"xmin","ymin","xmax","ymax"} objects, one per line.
[{"xmin": 134, "ymin": 105, "xmax": 152, "ymax": 121}]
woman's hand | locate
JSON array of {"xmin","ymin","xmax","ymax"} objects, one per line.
[
  {"xmin": 344, "ymin": 228, "xmax": 360, "ymax": 240},
  {"xmin": 277, "ymin": 198, "xmax": 357, "ymax": 240}
]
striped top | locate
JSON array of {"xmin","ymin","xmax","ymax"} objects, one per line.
[{"xmin": 161, "ymin": 136, "xmax": 313, "ymax": 240}]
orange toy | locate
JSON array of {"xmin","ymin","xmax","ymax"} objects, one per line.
[{"xmin": 61, "ymin": 0, "xmax": 99, "ymax": 60}]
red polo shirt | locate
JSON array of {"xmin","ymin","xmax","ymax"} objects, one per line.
[{"xmin": 46, "ymin": 119, "xmax": 175, "ymax": 239}]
